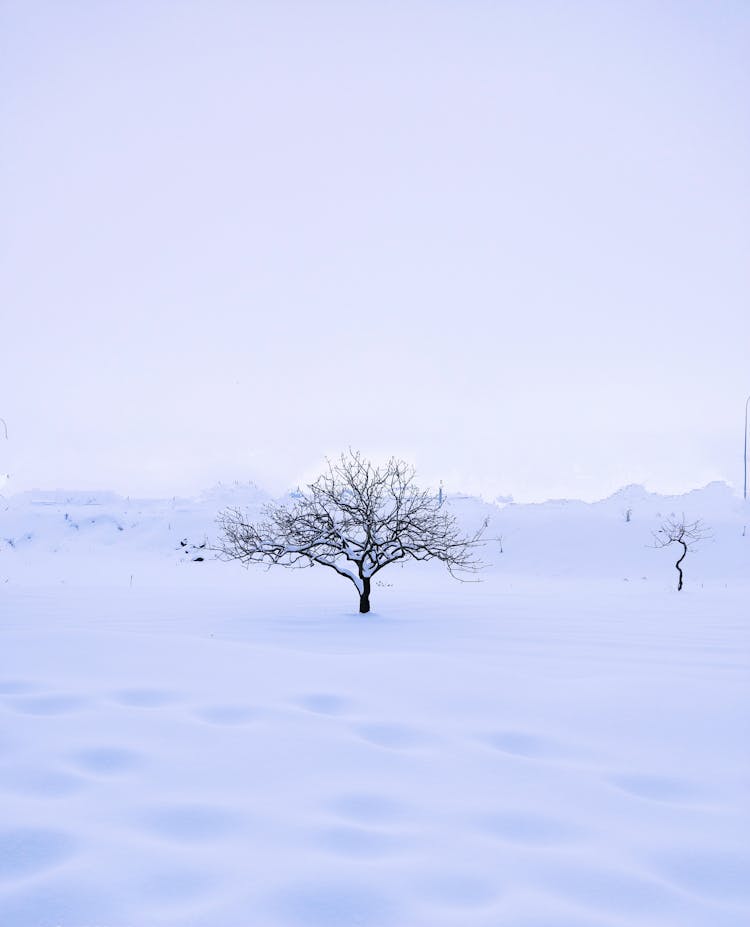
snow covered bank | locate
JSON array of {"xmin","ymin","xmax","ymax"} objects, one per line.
[{"xmin": 2, "ymin": 480, "xmax": 747, "ymax": 590}]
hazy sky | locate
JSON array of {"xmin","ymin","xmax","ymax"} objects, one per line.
[{"xmin": 2, "ymin": 0, "xmax": 749, "ymax": 501}]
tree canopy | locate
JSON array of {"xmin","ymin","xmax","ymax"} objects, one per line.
[{"xmin": 217, "ymin": 450, "xmax": 485, "ymax": 612}]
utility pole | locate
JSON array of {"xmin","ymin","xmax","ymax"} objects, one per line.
[{"xmin": 0, "ymin": 418, "xmax": 7, "ymax": 507}]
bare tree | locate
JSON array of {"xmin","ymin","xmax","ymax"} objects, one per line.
[
  {"xmin": 652, "ymin": 515, "xmax": 710, "ymax": 591},
  {"xmin": 216, "ymin": 450, "xmax": 486, "ymax": 613}
]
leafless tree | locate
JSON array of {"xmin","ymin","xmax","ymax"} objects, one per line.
[
  {"xmin": 652, "ymin": 515, "xmax": 710, "ymax": 591},
  {"xmin": 216, "ymin": 450, "xmax": 486, "ymax": 613}
]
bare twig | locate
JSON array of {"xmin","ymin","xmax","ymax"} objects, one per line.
[{"xmin": 652, "ymin": 515, "xmax": 711, "ymax": 591}]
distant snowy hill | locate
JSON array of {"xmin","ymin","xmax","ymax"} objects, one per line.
[
  {"xmin": 2, "ymin": 481, "xmax": 747, "ymax": 588},
  {"xmin": 447, "ymin": 481, "xmax": 748, "ymax": 584}
]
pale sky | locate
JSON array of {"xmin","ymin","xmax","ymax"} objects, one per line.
[{"xmin": 2, "ymin": 1, "xmax": 749, "ymax": 502}]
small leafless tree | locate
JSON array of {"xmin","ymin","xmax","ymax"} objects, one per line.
[
  {"xmin": 652, "ymin": 516, "xmax": 710, "ymax": 591},
  {"xmin": 216, "ymin": 450, "xmax": 486, "ymax": 613}
]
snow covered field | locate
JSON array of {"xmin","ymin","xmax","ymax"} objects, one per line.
[{"xmin": 1, "ymin": 485, "xmax": 748, "ymax": 926}]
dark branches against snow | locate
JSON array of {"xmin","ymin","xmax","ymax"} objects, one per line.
[
  {"xmin": 652, "ymin": 515, "xmax": 711, "ymax": 591},
  {"xmin": 216, "ymin": 450, "xmax": 486, "ymax": 613}
]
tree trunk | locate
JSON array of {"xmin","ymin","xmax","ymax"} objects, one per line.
[
  {"xmin": 359, "ymin": 577, "xmax": 371, "ymax": 613},
  {"xmin": 675, "ymin": 541, "xmax": 687, "ymax": 591}
]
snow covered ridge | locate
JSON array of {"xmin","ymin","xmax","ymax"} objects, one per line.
[{"xmin": 1, "ymin": 481, "xmax": 748, "ymax": 585}]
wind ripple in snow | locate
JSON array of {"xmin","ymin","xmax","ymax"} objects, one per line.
[
  {"xmin": 326, "ymin": 793, "xmax": 409, "ymax": 824},
  {"xmin": 271, "ymin": 882, "xmax": 398, "ymax": 927},
  {"xmin": 70, "ymin": 746, "xmax": 143, "ymax": 775},
  {"xmin": 2, "ymin": 694, "xmax": 90, "ymax": 716},
  {"xmin": 353, "ymin": 722, "xmax": 431, "ymax": 750},
  {"xmin": 0, "ymin": 828, "xmax": 77, "ymax": 880},
  {"xmin": 607, "ymin": 772, "xmax": 706, "ymax": 804},
  {"xmin": 139, "ymin": 803, "xmax": 240, "ymax": 843},
  {"xmin": 295, "ymin": 693, "xmax": 354, "ymax": 716},
  {"xmin": 477, "ymin": 810, "xmax": 581, "ymax": 846},
  {"xmin": 111, "ymin": 688, "xmax": 179, "ymax": 708}
]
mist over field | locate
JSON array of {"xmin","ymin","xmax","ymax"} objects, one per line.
[{"xmin": 2, "ymin": 1, "xmax": 749, "ymax": 924}]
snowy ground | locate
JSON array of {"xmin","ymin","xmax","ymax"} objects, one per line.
[{"xmin": 1, "ymin": 486, "xmax": 748, "ymax": 926}]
